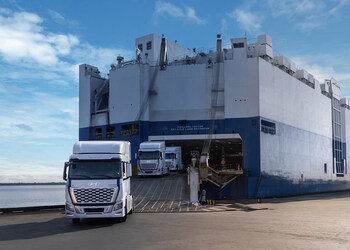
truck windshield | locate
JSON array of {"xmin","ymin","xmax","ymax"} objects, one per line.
[
  {"xmin": 166, "ymin": 153, "xmax": 176, "ymax": 159},
  {"xmin": 69, "ymin": 160, "xmax": 121, "ymax": 179},
  {"xmin": 138, "ymin": 151, "xmax": 160, "ymax": 160}
]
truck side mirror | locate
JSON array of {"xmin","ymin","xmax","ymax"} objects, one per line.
[
  {"xmin": 126, "ymin": 163, "xmax": 132, "ymax": 177},
  {"xmin": 63, "ymin": 162, "xmax": 69, "ymax": 181}
]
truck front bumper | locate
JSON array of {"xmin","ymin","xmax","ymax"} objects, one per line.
[
  {"xmin": 65, "ymin": 202, "xmax": 125, "ymax": 219},
  {"xmin": 138, "ymin": 169, "xmax": 162, "ymax": 176},
  {"xmin": 138, "ymin": 171, "xmax": 162, "ymax": 176}
]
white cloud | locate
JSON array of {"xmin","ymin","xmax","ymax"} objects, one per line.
[
  {"xmin": 0, "ymin": 9, "xmax": 79, "ymax": 65},
  {"xmin": 267, "ymin": 0, "xmax": 350, "ymax": 31},
  {"xmin": 155, "ymin": 1, "xmax": 183, "ymax": 17},
  {"xmin": 0, "ymin": 8, "xmax": 130, "ymax": 77},
  {"xmin": 47, "ymin": 9, "xmax": 64, "ymax": 22},
  {"xmin": 296, "ymin": 18, "xmax": 325, "ymax": 31},
  {"xmin": 154, "ymin": 1, "xmax": 205, "ymax": 25},
  {"xmin": 227, "ymin": 9, "xmax": 262, "ymax": 34},
  {"xmin": 185, "ymin": 7, "xmax": 205, "ymax": 24},
  {"xmin": 295, "ymin": 0, "xmax": 320, "ymax": 13},
  {"xmin": 47, "ymin": 34, "xmax": 79, "ymax": 56},
  {"xmin": 47, "ymin": 9, "xmax": 79, "ymax": 28},
  {"xmin": 290, "ymin": 55, "xmax": 350, "ymax": 90},
  {"xmin": 0, "ymin": 7, "xmax": 12, "ymax": 15},
  {"xmin": 328, "ymin": 0, "xmax": 350, "ymax": 15},
  {"xmin": 267, "ymin": 0, "xmax": 323, "ymax": 17}
]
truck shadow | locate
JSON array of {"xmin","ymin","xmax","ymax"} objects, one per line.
[{"xmin": 0, "ymin": 216, "xmax": 124, "ymax": 241}]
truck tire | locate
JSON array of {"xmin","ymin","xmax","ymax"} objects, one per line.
[{"xmin": 72, "ymin": 218, "xmax": 80, "ymax": 224}]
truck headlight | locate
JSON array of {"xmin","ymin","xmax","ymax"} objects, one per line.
[
  {"xmin": 113, "ymin": 202, "xmax": 123, "ymax": 211},
  {"xmin": 65, "ymin": 203, "xmax": 74, "ymax": 212}
]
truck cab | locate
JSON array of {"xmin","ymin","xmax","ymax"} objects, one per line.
[
  {"xmin": 137, "ymin": 141, "xmax": 168, "ymax": 176},
  {"xmin": 63, "ymin": 141, "xmax": 133, "ymax": 223},
  {"xmin": 165, "ymin": 146, "xmax": 183, "ymax": 171}
]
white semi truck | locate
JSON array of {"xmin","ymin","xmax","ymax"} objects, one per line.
[
  {"xmin": 137, "ymin": 141, "xmax": 168, "ymax": 176},
  {"xmin": 165, "ymin": 146, "xmax": 183, "ymax": 171},
  {"xmin": 63, "ymin": 141, "xmax": 133, "ymax": 223}
]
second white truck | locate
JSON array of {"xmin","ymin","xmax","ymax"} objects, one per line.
[
  {"xmin": 137, "ymin": 141, "xmax": 168, "ymax": 176},
  {"xmin": 165, "ymin": 146, "xmax": 183, "ymax": 171}
]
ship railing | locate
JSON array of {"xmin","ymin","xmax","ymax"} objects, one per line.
[{"xmin": 209, "ymin": 164, "xmax": 243, "ymax": 174}]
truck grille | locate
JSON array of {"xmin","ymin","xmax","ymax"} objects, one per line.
[
  {"xmin": 73, "ymin": 188, "xmax": 115, "ymax": 204},
  {"xmin": 166, "ymin": 162, "xmax": 173, "ymax": 168},
  {"xmin": 141, "ymin": 163, "xmax": 157, "ymax": 170}
]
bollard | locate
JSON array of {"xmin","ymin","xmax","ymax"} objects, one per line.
[{"xmin": 201, "ymin": 189, "xmax": 206, "ymax": 205}]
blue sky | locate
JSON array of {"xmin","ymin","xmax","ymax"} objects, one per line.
[{"xmin": 0, "ymin": 0, "xmax": 349, "ymax": 182}]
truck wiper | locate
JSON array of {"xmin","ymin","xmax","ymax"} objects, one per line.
[
  {"xmin": 92, "ymin": 175, "xmax": 117, "ymax": 179},
  {"xmin": 70, "ymin": 175, "xmax": 93, "ymax": 179}
]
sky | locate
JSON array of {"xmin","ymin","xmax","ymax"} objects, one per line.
[{"xmin": 0, "ymin": 0, "xmax": 350, "ymax": 183}]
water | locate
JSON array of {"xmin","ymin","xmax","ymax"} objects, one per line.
[{"xmin": 0, "ymin": 185, "xmax": 65, "ymax": 208}]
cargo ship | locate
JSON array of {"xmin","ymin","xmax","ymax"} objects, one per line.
[{"xmin": 78, "ymin": 33, "xmax": 350, "ymax": 199}]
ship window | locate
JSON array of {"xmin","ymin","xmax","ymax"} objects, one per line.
[
  {"xmin": 324, "ymin": 163, "xmax": 327, "ymax": 173},
  {"xmin": 121, "ymin": 123, "xmax": 139, "ymax": 136},
  {"xmin": 106, "ymin": 126, "xmax": 115, "ymax": 139},
  {"xmin": 261, "ymin": 120, "xmax": 276, "ymax": 135},
  {"xmin": 95, "ymin": 128, "xmax": 102, "ymax": 140},
  {"xmin": 233, "ymin": 42, "xmax": 244, "ymax": 48},
  {"xmin": 138, "ymin": 43, "xmax": 143, "ymax": 51},
  {"xmin": 147, "ymin": 41, "xmax": 152, "ymax": 50}
]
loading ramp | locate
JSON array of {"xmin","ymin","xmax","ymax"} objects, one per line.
[
  {"xmin": 131, "ymin": 173, "xmax": 195, "ymax": 212},
  {"xmin": 130, "ymin": 173, "xmax": 253, "ymax": 213}
]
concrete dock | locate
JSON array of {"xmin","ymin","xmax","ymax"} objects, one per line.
[{"xmin": 1, "ymin": 191, "xmax": 350, "ymax": 249}]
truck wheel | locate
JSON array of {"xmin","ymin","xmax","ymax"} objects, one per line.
[
  {"xmin": 72, "ymin": 218, "xmax": 80, "ymax": 224},
  {"xmin": 120, "ymin": 207, "xmax": 127, "ymax": 222}
]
